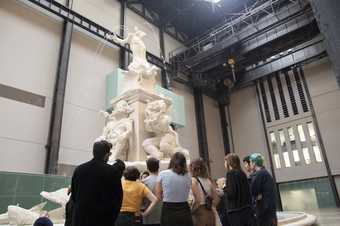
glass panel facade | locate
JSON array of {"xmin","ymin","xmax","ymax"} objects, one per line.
[
  {"xmin": 279, "ymin": 177, "xmax": 336, "ymax": 211},
  {"xmin": 335, "ymin": 176, "xmax": 340, "ymax": 199},
  {"xmin": 0, "ymin": 171, "xmax": 71, "ymax": 213}
]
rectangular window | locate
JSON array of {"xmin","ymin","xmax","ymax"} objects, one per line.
[
  {"xmin": 283, "ymin": 152, "xmax": 291, "ymax": 168},
  {"xmin": 307, "ymin": 122, "xmax": 322, "ymax": 163},
  {"xmin": 292, "ymin": 150, "xmax": 301, "ymax": 164},
  {"xmin": 288, "ymin": 127, "xmax": 300, "ymax": 165},
  {"xmin": 279, "ymin": 129, "xmax": 291, "ymax": 167},
  {"xmin": 297, "ymin": 125, "xmax": 306, "ymax": 142},
  {"xmin": 270, "ymin": 132, "xmax": 281, "ymax": 169},
  {"xmin": 313, "ymin": 146, "xmax": 323, "ymax": 163},
  {"xmin": 297, "ymin": 124, "xmax": 311, "ymax": 164},
  {"xmin": 302, "ymin": 148, "xmax": 311, "ymax": 165},
  {"xmin": 274, "ymin": 154, "xmax": 282, "ymax": 169}
]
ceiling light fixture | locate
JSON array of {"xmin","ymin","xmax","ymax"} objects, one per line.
[{"xmin": 203, "ymin": 0, "xmax": 222, "ymax": 4}]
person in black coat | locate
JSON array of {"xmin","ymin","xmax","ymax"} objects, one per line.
[
  {"xmin": 64, "ymin": 187, "xmax": 72, "ymax": 226},
  {"xmin": 249, "ymin": 153, "xmax": 277, "ymax": 226},
  {"xmin": 224, "ymin": 153, "xmax": 256, "ymax": 226},
  {"xmin": 70, "ymin": 140, "xmax": 126, "ymax": 226}
]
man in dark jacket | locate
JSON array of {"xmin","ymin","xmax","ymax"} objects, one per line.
[
  {"xmin": 249, "ymin": 153, "xmax": 277, "ymax": 226},
  {"xmin": 71, "ymin": 140, "xmax": 125, "ymax": 226}
]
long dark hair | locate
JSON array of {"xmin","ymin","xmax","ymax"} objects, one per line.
[
  {"xmin": 190, "ymin": 158, "xmax": 209, "ymax": 178},
  {"xmin": 225, "ymin": 153, "xmax": 242, "ymax": 171},
  {"xmin": 169, "ymin": 152, "xmax": 188, "ymax": 175}
]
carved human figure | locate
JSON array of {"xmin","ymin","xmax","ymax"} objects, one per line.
[
  {"xmin": 8, "ymin": 205, "xmax": 41, "ymax": 226},
  {"xmin": 142, "ymin": 99, "xmax": 190, "ymax": 159},
  {"xmin": 99, "ymin": 100, "xmax": 134, "ymax": 160},
  {"xmin": 0, "ymin": 203, "xmax": 46, "ymax": 225},
  {"xmin": 40, "ymin": 188, "xmax": 69, "ymax": 207},
  {"xmin": 106, "ymin": 26, "xmax": 158, "ymax": 82}
]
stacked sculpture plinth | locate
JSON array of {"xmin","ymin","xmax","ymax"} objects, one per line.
[{"xmin": 99, "ymin": 27, "xmax": 190, "ymax": 168}]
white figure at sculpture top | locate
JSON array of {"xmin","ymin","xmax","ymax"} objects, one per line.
[
  {"xmin": 142, "ymin": 99, "xmax": 190, "ymax": 160},
  {"xmin": 106, "ymin": 27, "xmax": 158, "ymax": 83},
  {"xmin": 99, "ymin": 100, "xmax": 134, "ymax": 161}
]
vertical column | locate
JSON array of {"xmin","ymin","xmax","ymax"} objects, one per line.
[
  {"xmin": 194, "ymin": 87, "xmax": 210, "ymax": 169},
  {"xmin": 310, "ymin": 0, "xmax": 340, "ymax": 86},
  {"xmin": 119, "ymin": 0, "xmax": 128, "ymax": 70},
  {"xmin": 218, "ymin": 101, "xmax": 231, "ymax": 155},
  {"xmin": 45, "ymin": 0, "xmax": 73, "ymax": 174},
  {"xmin": 159, "ymin": 21, "xmax": 171, "ymax": 89}
]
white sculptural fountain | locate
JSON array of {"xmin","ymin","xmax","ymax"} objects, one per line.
[
  {"xmin": 102, "ymin": 26, "xmax": 190, "ymax": 169},
  {"xmin": 0, "ymin": 27, "xmax": 318, "ymax": 226}
]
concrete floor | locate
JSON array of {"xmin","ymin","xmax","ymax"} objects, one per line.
[{"xmin": 309, "ymin": 208, "xmax": 340, "ymax": 226}]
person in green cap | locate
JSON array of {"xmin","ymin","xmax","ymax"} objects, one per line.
[{"xmin": 249, "ymin": 153, "xmax": 277, "ymax": 226}]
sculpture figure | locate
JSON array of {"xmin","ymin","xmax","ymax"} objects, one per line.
[
  {"xmin": 8, "ymin": 205, "xmax": 41, "ymax": 226},
  {"xmin": 99, "ymin": 100, "xmax": 134, "ymax": 161},
  {"xmin": 142, "ymin": 99, "xmax": 190, "ymax": 159},
  {"xmin": 40, "ymin": 188, "xmax": 69, "ymax": 207},
  {"xmin": 0, "ymin": 202, "xmax": 46, "ymax": 225},
  {"xmin": 106, "ymin": 26, "xmax": 158, "ymax": 83}
]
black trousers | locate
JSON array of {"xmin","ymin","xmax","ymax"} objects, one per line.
[
  {"xmin": 227, "ymin": 208, "xmax": 256, "ymax": 226},
  {"xmin": 161, "ymin": 202, "xmax": 193, "ymax": 226},
  {"xmin": 64, "ymin": 200, "xmax": 73, "ymax": 226}
]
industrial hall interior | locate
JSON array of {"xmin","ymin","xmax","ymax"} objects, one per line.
[{"xmin": 1, "ymin": 0, "xmax": 340, "ymax": 226}]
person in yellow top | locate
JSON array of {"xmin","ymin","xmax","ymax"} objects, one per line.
[{"xmin": 116, "ymin": 166, "xmax": 158, "ymax": 226}]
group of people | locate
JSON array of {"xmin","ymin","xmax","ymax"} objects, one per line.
[
  {"xmin": 219, "ymin": 154, "xmax": 277, "ymax": 226},
  {"xmin": 46, "ymin": 140, "xmax": 277, "ymax": 226}
]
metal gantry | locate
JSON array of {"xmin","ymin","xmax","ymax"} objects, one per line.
[{"xmin": 169, "ymin": 0, "xmax": 307, "ymax": 70}]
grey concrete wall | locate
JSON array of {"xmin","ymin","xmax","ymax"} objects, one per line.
[
  {"xmin": 0, "ymin": 1, "xmax": 62, "ymax": 173},
  {"xmin": 58, "ymin": 31, "xmax": 120, "ymax": 167},
  {"xmin": 203, "ymin": 96, "xmax": 226, "ymax": 179},
  {"xmin": 72, "ymin": 0, "xmax": 120, "ymax": 31},
  {"xmin": 304, "ymin": 58, "xmax": 340, "ymax": 175},
  {"xmin": 229, "ymin": 85, "xmax": 272, "ymax": 171},
  {"xmin": 172, "ymin": 83, "xmax": 200, "ymax": 160}
]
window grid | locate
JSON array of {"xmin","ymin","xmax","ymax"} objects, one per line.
[{"xmin": 268, "ymin": 121, "xmax": 322, "ymax": 169}]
